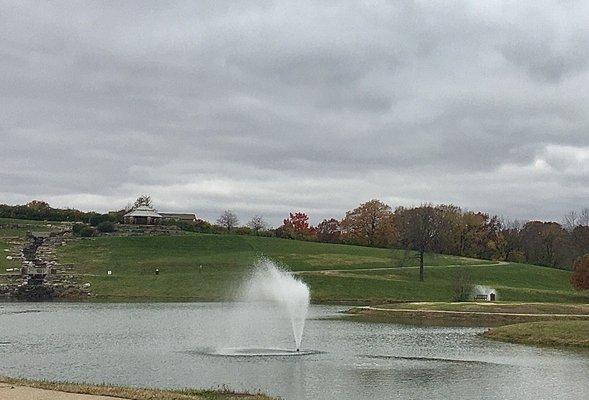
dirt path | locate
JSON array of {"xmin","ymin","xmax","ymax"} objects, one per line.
[
  {"xmin": 292, "ymin": 261, "xmax": 507, "ymax": 275},
  {"xmin": 0, "ymin": 383, "xmax": 122, "ymax": 400},
  {"xmin": 358, "ymin": 306, "xmax": 589, "ymax": 318}
]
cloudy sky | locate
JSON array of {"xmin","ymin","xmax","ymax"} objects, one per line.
[{"xmin": 1, "ymin": 1, "xmax": 588, "ymax": 226}]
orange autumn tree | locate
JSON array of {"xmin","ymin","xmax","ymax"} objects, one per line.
[
  {"xmin": 571, "ymin": 254, "xmax": 589, "ymax": 290},
  {"xmin": 340, "ymin": 199, "xmax": 397, "ymax": 247}
]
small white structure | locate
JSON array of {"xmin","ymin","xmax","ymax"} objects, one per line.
[{"xmin": 473, "ymin": 285, "xmax": 497, "ymax": 301}]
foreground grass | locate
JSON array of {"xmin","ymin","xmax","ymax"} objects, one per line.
[
  {"xmin": 0, "ymin": 376, "xmax": 275, "ymax": 400},
  {"xmin": 342, "ymin": 301, "xmax": 589, "ymax": 327},
  {"xmin": 482, "ymin": 321, "xmax": 589, "ymax": 348},
  {"xmin": 51, "ymin": 233, "xmax": 588, "ymax": 303}
]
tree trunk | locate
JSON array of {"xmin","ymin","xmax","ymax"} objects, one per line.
[{"xmin": 419, "ymin": 250, "xmax": 424, "ymax": 282}]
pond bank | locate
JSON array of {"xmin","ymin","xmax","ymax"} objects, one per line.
[
  {"xmin": 0, "ymin": 377, "xmax": 274, "ymax": 400},
  {"xmin": 341, "ymin": 302, "xmax": 589, "ymax": 327},
  {"xmin": 482, "ymin": 321, "xmax": 589, "ymax": 349}
]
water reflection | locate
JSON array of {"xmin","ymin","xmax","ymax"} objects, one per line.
[{"xmin": 0, "ymin": 302, "xmax": 587, "ymax": 400}]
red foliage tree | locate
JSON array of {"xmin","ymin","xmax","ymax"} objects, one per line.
[
  {"xmin": 571, "ymin": 254, "xmax": 589, "ymax": 290},
  {"xmin": 276, "ymin": 212, "xmax": 316, "ymax": 240},
  {"xmin": 288, "ymin": 212, "xmax": 311, "ymax": 232}
]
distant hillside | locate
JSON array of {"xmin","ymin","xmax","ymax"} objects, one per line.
[{"xmin": 53, "ymin": 233, "xmax": 587, "ymax": 303}]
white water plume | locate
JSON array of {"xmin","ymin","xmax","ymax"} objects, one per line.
[
  {"xmin": 472, "ymin": 285, "xmax": 498, "ymax": 300},
  {"xmin": 239, "ymin": 258, "xmax": 310, "ymax": 351}
]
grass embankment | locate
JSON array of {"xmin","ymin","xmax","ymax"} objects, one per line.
[
  {"xmin": 343, "ymin": 302, "xmax": 589, "ymax": 327},
  {"xmin": 0, "ymin": 376, "xmax": 274, "ymax": 400},
  {"xmin": 0, "ymin": 217, "xmax": 585, "ymax": 303},
  {"xmin": 483, "ymin": 321, "xmax": 589, "ymax": 348},
  {"xmin": 50, "ymin": 232, "xmax": 589, "ymax": 303}
]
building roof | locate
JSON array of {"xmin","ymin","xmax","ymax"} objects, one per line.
[
  {"xmin": 159, "ymin": 212, "xmax": 197, "ymax": 221},
  {"xmin": 123, "ymin": 206, "xmax": 162, "ymax": 218}
]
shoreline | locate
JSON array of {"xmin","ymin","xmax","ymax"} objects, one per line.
[
  {"xmin": 0, "ymin": 376, "xmax": 274, "ymax": 400},
  {"xmin": 482, "ymin": 321, "xmax": 589, "ymax": 349},
  {"xmin": 339, "ymin": 302, "xmax": 589, "ymax": 327}
]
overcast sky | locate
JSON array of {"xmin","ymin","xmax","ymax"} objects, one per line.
[{"xmin": 1, "ymin": 1, "xmax": 588, "ymax": 226}]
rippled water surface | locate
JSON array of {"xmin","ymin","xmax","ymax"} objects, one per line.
[{"xmin": 0, "ymin": 302, "xmax": 587, "ymax": 400}]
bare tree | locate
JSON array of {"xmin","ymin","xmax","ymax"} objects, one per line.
[
  {"xmin": 247, "ymin": 215, "xmax": 267, "ymax": 234},
  {"xmin": 562, "ymin": 210, "xmax": 578, "ymax": 232},
  {"xmin": 451, "ymin": 268, "xmax": 473, "ymax": 301},
  {"xmin": 579, "ymin": 208, "xmax": 589, "ymax": 226},
  {"xmin": 499, "ymin": 218, "xmax": 524, "ymax": 262},
  {"xmin": 395, "ymin": 204, "xmax": 447, "ymax": 282},
  {"xmin": 133, "ymin": 195, "xmax": 153, "ymax": 209},
  {"xmin": 217, "ymin": 210, "xmax": 239, "ymax": 232}
]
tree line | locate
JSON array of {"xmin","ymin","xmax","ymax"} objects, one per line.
[
  {"xmin": 1, "ymin": 199, "xmax": 587, "ymax": 278},
  {"xmin": 269, "ymin": 200, "xmax": 588, "ymax": 272}
]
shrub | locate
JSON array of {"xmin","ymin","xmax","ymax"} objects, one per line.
[
  {"xmin": 161, "ymin": 219, "xmax": 217, "ymax": 234},
  {"xmin": 88, "ymin": 213, "xmax": 111, "ymax": 227},
  {"xmin": 234, "ymin": 226, "xmax": 253, "ymax": 235},
  {"xmin": 451, "ymin": 268, "xmax": 473, "ymax": 301},
  {"xmin": 79, "ymin": 226, "xmax": 95, "ymax": 237},
  {"xmin": 72, "ymin": 223, "xmax": 95, "ymax": 237},
  {"xmin": 96, "ymin": 221, "xmax": 116, "ymax": 233},
  {"xmin": 571, "ymin": 254, "xmax": 589, "ymax": 290}
]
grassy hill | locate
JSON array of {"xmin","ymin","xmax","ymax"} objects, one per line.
[{"xmin": 52, "ymin": 232, "xmax": 588, "ymax": 303}]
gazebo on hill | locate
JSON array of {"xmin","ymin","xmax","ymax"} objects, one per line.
[{"xmin": 123, "ymin": 206, "xmax": 162, "ymax": 225}]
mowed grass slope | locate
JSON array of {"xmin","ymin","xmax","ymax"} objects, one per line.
[
  {"xmin": 307, "ymin": 262, "xmax": 583, "ymax": 303},
  {"xmin": 55, "ymin": 233, "xmax": 588, "ymax": 303}
]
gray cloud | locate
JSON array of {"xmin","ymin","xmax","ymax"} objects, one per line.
[{"xmin": 1, "ymin": 1, "xmax": 588, "ymax": 225}]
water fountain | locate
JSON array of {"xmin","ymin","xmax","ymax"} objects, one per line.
[
  {"xmin": 204, "ymin": 258, "xmax": 315, "ymax": 357},
  {"xmin": 241, "ymin": 258, "xmax": 310, "ymax": 351}
]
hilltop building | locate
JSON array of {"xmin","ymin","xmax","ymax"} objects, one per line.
[
  {"xmin": 123, "ymin": 206, "xmax": 162, "ymax": 225},
  {"xmin": 159, "ymin": 212, "xmax": 197, "ymax": 222},
  {"xmin": 123, "ymin": 206, "xmax": 197, "ymax": 225}
]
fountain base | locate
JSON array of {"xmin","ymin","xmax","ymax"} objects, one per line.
[{"xmin": 196, "ymin": 347, "xmax": 322, "ymax": 357}]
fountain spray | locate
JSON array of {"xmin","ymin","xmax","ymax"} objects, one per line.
[{"xmin": 241, "ymin": 258, "xmax": 310, "ymax": 351}]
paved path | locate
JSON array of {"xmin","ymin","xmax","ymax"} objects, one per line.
[
  {"xmin": 356, "ymin": 306, "xmax": 589, "ymax": 318},
  {"xmin": 0, "ymin": 383, "xmax": 122, "ymax": 400},
  {"xmin": 292, "ymin": 262, "xmax": 507, "ymax": 275}
]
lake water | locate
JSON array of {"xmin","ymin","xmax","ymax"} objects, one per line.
[{"xmin": 0, "ymin": 302, "xmax": 587, "ymax": 400}]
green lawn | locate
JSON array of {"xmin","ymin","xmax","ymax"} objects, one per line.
[
  {"xmin": 0, "ymin": 239, "xmax": 19, "ymax": 271},
  {"xmin": 483, "ymin": 321, "xmax": 589, "ymax": 348},
  {"xmin": 302, "ymin": 262, "xmax": 585, "ymax": 303},
  {"xmin": 54, "ymin": 233, "xmax": 589, "ymax": 303}
]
